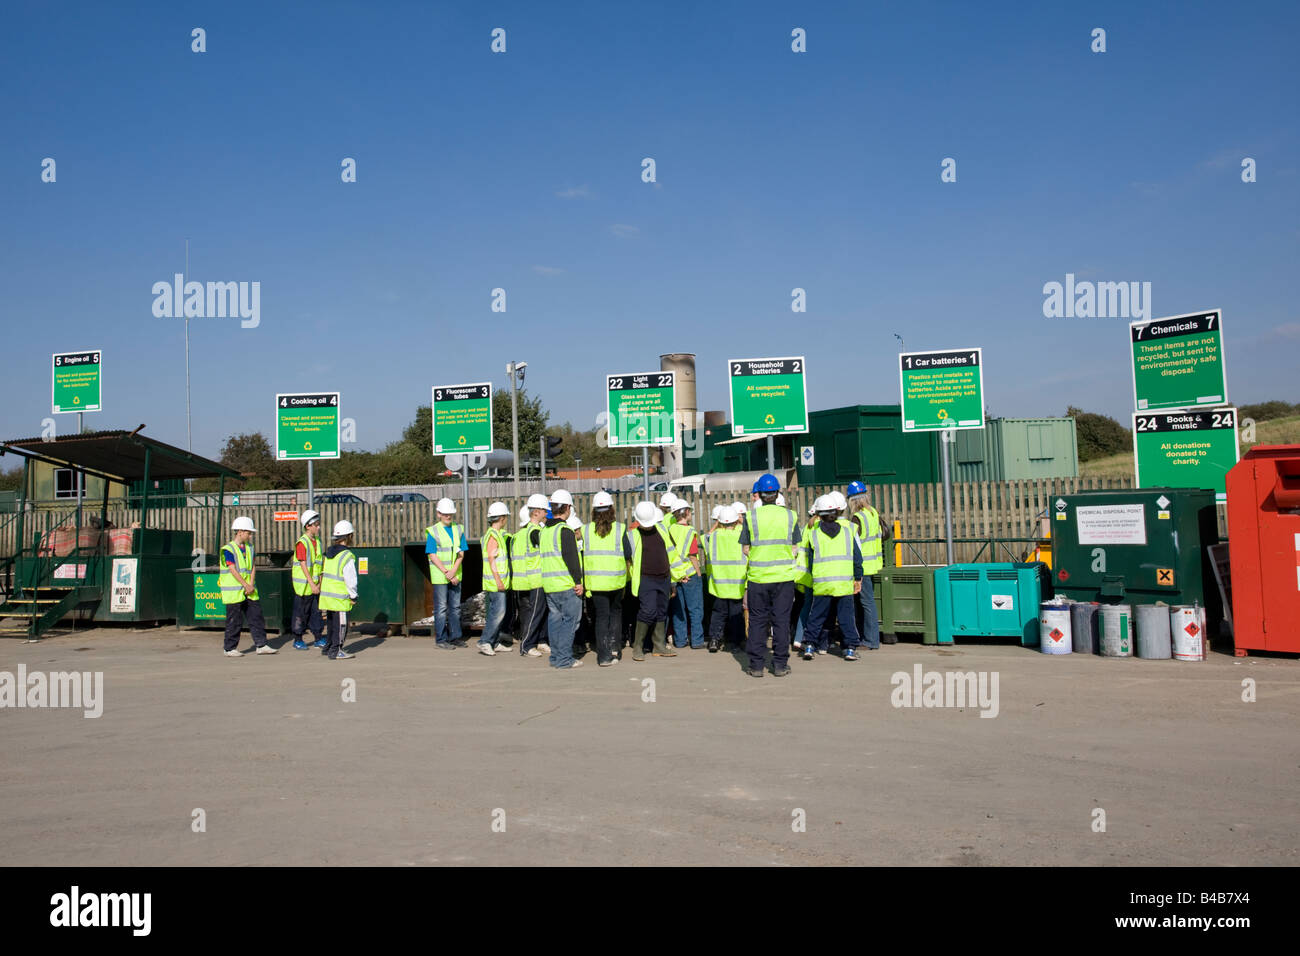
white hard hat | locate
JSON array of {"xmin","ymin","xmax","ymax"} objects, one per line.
[
  {"xmin": 808, "ymin": 503, "xmax": 818, "ymax": 517},
  {"xmin": 653, "ymin": 506, "xmax": 665, "ymax": 523},
  {"xmin": 300, "ymin": 509, "xmax": 321, "ymax": 527},
  {"xmin": 812, "ymin": 495, "xmax": 827, "ymax": 513},
  {"xmin": 487, "ymin": 501, "xmax": 510, "ymax": 519},
  {"xmin": 231, "ymin": 516, "xmax": 256, "ymax": 532},
  {"xmin": 436, "ymin": 497, "xmax": 456, "ymax": 514},
  {"xmin": 673, "ymin": 497, "xmax": 691, "ymax": 513},
  {"xmin": 658, "ymin": 491, "xmax": 677, "ymax": 509},
  {"xmin": 518, "ymin": 505, "xmax": 531, "ymax": 524},
  {"xmin": 526, "ymin": 493, "xmax": 550, "ymax": 510},
  {"xmin": 549, "ymin": 489, "xmax": 573, "ymax": 507},
  {"xmin": 718, "ymin": 505, "xmax": 738, "ymax": 524},
  {"xmin": 333, "ymin": 520, "xmax": 355, "ymax": 537},
  {"xmin": 710, "ymin": 505, "xmax": 722, "ymax": 521},
  {"xmin": 566, "ymin": 513, "xmax": 583, "ymax": 530},
  {"xmin": 733, "ymin": 500, "xmax": 747, "ymax": 512},
  {"xmin": 634, "ymin": 501, "xmax": 658, "ymax": 526},
  {"xmin": 829, "ymin": 491, "xmax": 847, "ymax": 511},
  {"xmin": 592, "ymin": 491, "xmax": 614, "ymax": 509},
  {"xmin": 776, "ymin": 493, "xmax": 786, "ymax": 507}
]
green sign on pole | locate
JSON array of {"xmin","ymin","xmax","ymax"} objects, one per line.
[
  {"xmin": 276, "ymin": 393, "xmax": 340, "ymax": 459},
  {"xmin": 52, "ymin": 350, "xmax": 102, "ymax": 414},
  {"xmin": 899, "ymin": 349, "xmax": 984, "ymax": 432},
  {"xmin": 728, "ymin": 357, "xmax": 808, "ymax": 437},
  {"xmin": 432, "ymin": 383, "xmax": 493, "ymax": 453},
  {"xmin": 1133, "ymin": 408, "xmax": 1239, "ymax": 503},
  {"xmin": 1131, "ymin": 310, "xmax": 1227, "ymax": 412},
  {"xmin": 194, "ymin": 573, "xmax": 224, "ymax": 619},
  {"xmin": 606, "ymin": 371, "xmax": 676, "ymax": 447}
]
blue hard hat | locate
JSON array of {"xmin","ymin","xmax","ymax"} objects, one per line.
[
  {"xmin": 847, "ymin": 481, "xmax": 867, "ymax": 497},
  {"xmin": 546, "ymin": 508, "xmax": 553, "ymax": 520},
  {"xmin": 752, "ymin": 473, "xmax": 780, "ymax": 493}
]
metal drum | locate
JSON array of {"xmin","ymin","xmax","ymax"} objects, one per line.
[
  {"xmin": 1039, "ymin": 603, "xmax": 1072, "ymax": 654},
  {"xmin": 1099, "ymin": 604, "xmax": 1133, "ymax": 657},
  {"xmin": 1070, "ymin": 602, "xmax": 1100, "ymax": 655},
  {"xmin": 1171, "ymin": 606, "xmax": 1208, "ymax": 661},
  {"xmin": 1135, "ymin": 604, "xmax": 1172, "ymax": 659}
]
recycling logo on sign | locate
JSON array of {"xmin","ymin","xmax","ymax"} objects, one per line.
[
  {"xmin": 304, "ymin": 441, "xmax": 312, "ymax": 451},
  {"xmin": 764, "ymin": 414, "xmax": 775, "ymax": 425},
  {"xmin": 937, "ymin": 409, "xmax": 947, "ymax": 420},
  {"xmin": 636, "ymin": 426, "xmax": 646, "ymax": 438},
  {"xmin": 458, "ymin": 436, "xmax": 466, "ymax": 445},
  {"xmin": 73, "ymin": 396, "xmax": 81, "ymax": 405}
]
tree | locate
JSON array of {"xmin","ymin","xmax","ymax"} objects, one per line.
[
  {"xmin": 1237, "ymin": 400, "xmax": 1297, "ymax": 423},
  {"xmin": 215, "ymin": 432, "xmax": 300, "ymax": 489},
  {"xmin": 1066, "ymin": 407, "xmax": 1131, "ymax": 462},
  {"xmin": 0, "ymin": 465, "xmax": 23, "ymax": 492}
]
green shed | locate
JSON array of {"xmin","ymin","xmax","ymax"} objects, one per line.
[
  {"xmin": 794, "ymin": 405, "xmax": 940, "ymax": 487},
  {"xmin": 946, "ymin": 418, "xmax": 1078, "ymax": 482}
]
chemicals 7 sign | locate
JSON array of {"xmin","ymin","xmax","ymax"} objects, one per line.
[
  {"xmin": 607, "ymin": 371, "xmax": 675, "ymax": 447},
  {"xmin": 52, "ymin": 350, "xmax": 102, "ymax": 414},
  {"xmin": 899, "ymin": 349, "xmax": 984, "ymax": 432},
  {"xmin": 1133, "ymin": 408, "xmax": 1239, "ymax": 503},
  {"xmin": 432, "ymin": 383, "xmax": 493, "ymax": 454},
  {"xmin": 276, "ymin": 393, "xmax": 340, "ymax": 459},
  {"xmin": 1131, "ymin": 310, "xmax": 1227, "ymax": 412},
  {"xmin": 728, "ymin": 357, "xmax": 808, "ymax": 437}
]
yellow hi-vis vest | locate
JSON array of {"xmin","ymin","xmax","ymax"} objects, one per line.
[
  {"xmin": 744, "ymin": 505, "xmax": 798, "ymax": 584},
  {"xmin": 853, "ymin": 507, "xmax": 884, "ymax": 574},
  {"xmin": 667, "ymin": 522, "xmax": 698, "ymax": 578},
  {"xmin": 582, "ymin": 521, "xmax": 628, "ymax": 592},
  {"xmin": 481, "ymin": 527, "xmax": 510, "ymax": 593},
  {"xmin": 291, "ymin": 532, "xmax": 323, "ymax": 597},
  {"xmin": 706, "ymin": 526, "xmax": 746, "ymax": 600},
  {"xmin": 628, "ymin": 524, "xmax": 692, "ymax": 596},
  {"xmin": 511, "ymin": 522, "xmax": 543, "ymax": 591},
  {"xmin": 319, "ymin": 549, "xmax": 356, "ymax": 611},
  {"xmin": 219, "ymin": 540, "xmax": 258, "ymax": 604},
  {"xmin": 540, "ymin": 524, "xmax": 577, "ymax": 593},
  {"xmin": 793, "ymin": 521, "xmax": 817, "ymax": 591},
  {"xmin": 425, "ymin": 523, "xmax": 464, "ymax": 584},
  {"xmin": 810, "ymin": 525, "xmax": 856, "ymax": 597}
]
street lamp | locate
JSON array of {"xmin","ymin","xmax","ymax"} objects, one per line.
[{"xmin": 506, "ymin": 360, "xmax": 527, "ymax": 498}]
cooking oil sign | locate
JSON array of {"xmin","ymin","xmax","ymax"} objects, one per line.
[
  {"xmin": 193, "ymin": 573, "xmax": 224, "ymax": 619},
  {"xmin": 276, "ymin": 393, "xmax": 341, "ymax": 459}
]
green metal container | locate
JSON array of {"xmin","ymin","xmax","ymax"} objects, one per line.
[
  {"xmin": 175, "ymin": 566, "xmax": 293, "ymax": 633},
  {"xmin": 94, "ymin": 528, "xmax": 193, "ymax": 623},
  {"xmin": 879, "ymin": 565, "xmax": 939, "ymax": 644},
  {"xmin": 349, "ymin": 545, "xmax": 432, "ymax": 632},
  {"xmin": 1050, "ymin": 488, "xmax": 1221, "ymax": 632}
]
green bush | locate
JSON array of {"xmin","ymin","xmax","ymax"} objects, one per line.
[{"xmin": 1067, "ymin": 407, "xmax": 1132, "ymax": 462}]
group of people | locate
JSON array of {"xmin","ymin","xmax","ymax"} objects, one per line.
[{"xmin": 220, "ymin": 474, "xmax": 888, "ymax": 677}]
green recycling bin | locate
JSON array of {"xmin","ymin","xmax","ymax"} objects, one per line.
[
  {"xmin": 176, "ymin": 566, "xmax": 293, "ymax": 633},
  {"xmin": 879, "ymin": 565, "xmax": 938, "ymax": 645}
]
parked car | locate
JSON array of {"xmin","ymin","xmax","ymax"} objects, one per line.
[
  {"xmin": 379, "ymin": 492, "xmax": 429, "ymax": 504},
  {"xmin": 648, "ymin": 481, "xmax": 669, "ymax": 493},
  {"xmin": 313, "ymin": 493, "xmax": 367, "ymax": 505}
]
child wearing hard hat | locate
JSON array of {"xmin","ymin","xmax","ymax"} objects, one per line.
[
  {"xmin": 478, "ymin": 501, "xmax": 512, "ymax": 656},
  {"xmin": 541, "ymin": 489, "xmax": 585, "ymax": 669},
  {"xmin": 799, "ymin": 496, "xmax": 865, "ymax": 663},
  {"xmin": 582, "ymin": 491, "xmax": 627, "ymax": 666},
  {"xmin": 667, "ymin": 498, "xmax": 705, "ymax": 649},
  {"xmin": 220, "ymin": 517, "xmax": 276, "ymax": 656},
  {"xmin": 705, "ymin": 505, "xmax": 747, "ymax": 652},
  {"xmin": 625, "ymin": 501, "xmax": 693, "ymax": 659},
  {"xmin": 319, "ymin": 520, "xmax": 359, "ymax": 660},
  {"xmin": 426, "ymin": 497, "xmax": 468, "ymax": 649},
  {"xmin": 289, "ymin": 509, "xmax": 327, "ymax": 650},
  {"xmin": 514, "ymin": 494, "xmax": 552, "ymax": 657}
]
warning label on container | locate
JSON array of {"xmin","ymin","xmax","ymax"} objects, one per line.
[
  {"xmin": 991, "ymin": 594, "xmax": 1014, "ymax": 611},
  {"xmin": 1075, "ymin": 504, "xmax": 1147, "ymax": 546}
]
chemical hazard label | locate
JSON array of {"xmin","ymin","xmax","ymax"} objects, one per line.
[
  {"xmin": 1048, "ymin": 627, "xmax": 1064, "ymax": 642},
  {"xmin": 1184, "ymin": 622, "xmax": 1200, "ymax": 637},
  {"xmin": 1157, "ymin": 568, "xmax": 1174, "ymax": 585}
]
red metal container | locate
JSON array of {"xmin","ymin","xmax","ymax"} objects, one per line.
[{"xmin": 1226, "ymin": 445, "xmax": 1300, "ymax": 655}]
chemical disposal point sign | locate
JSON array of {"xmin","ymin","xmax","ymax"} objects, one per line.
[
  {"xmin": 52, "ymin": 350, "xmax": 102, "ymax": 414},
  {"xmin": 1133, "ymin": 408, "xmax": 1239, "ymax": 502},
  {"xmin": 607, "ymin": 371, "xmax": 675, "ymax": 447},
  {"xmin": 899, "ymin": 349, "xmax": 984, "ymax": 432},
  {"xmin": 1131, "ymin": 310, "xmax": 1227, "ymax": 412},
  {"xmin": 432, "ymin": 383, "xmax": 492, "ymax": 453},
  {"xmin": 728, "ymin": 357, "xmax": 808, "ymax": 436},
  {"xmin": 276, "ymin": 393, "xmax": 340, "ymax": 459}
]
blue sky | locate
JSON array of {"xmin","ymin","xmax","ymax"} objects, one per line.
[{"xmin": 3, "ymin": 0, "xmax": 1296, "ymax": 459}]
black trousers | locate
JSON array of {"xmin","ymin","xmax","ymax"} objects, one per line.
[
  {"xmin": 291, "ymin": 591, "xmax": 324, "ymax": 641},
  {"xmin": 223, "ymin": 599, "xmax": 268, "ymax": 651},
  {"xmin": 636, "ymin": 576, "xmax": 670, "ymax": 623},
  {"xmin": 709, "ymin": 596, "xmax": 745, "ymax": 646},
  {"xmin": 746, "ymin": 581, "xmax": 794, "ymax": 671},
  {"xmin": 325, "ymin": 609, "xmax": 347, "ymax": 656},
  {"xmin": 516, "ymin": 587, "xmax": 548, "ymax": 653},
  {"xmin": 589, "ymin": 589, "xmax": 623, "ymax": 664}
]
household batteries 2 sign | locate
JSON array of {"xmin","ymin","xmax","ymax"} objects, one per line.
[
  {"xmin": 276, "ymin": 393, "xmax": 340, "ymax": 459},
  {"xmin": 1131, "ymin": 310, "xmax": 1227, "ymax": 412},
  {"xmin": 1133, "ymin": 408, "xmax": 1239, "ymax": 502},
  {"xmin": 607, "ymin": 372, "xmax": 675, "ymax": 447},
  {"xmin": 899, "ymin": 349, "xmax": 984, "ymax": 432},
  {"xmin": 432, "ymin": 383, "xmax": 493, "ymax": 453},
  {"xmin": 52, "ymin": 350, "xmax": 102, "ymax": 413},
  {"xmin": 728, "ymin": 357, "xmax": 808, "ymax": 436}
]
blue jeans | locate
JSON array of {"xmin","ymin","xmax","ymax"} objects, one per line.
[
  {"xmin": 792, "ymin": 587, "xmax": 812, "ymax": 645},
  {"xmin": 433, "ymin": 582, "xmax": 462, "ymax": 644},
  {"xmin": 859, "ymin": 578, "xmax": 880, "ymax": 649},
  {"xmin": 480, "ymin": 590, "xmax": 506, "ymax": 647},
  {"xmin": 669, "ymin": 574, "xmax": 704, "ymax": 648},
  {"xmin": 806, "ymin": 594, "xmax": 861, "ymax": 651},
  {"xmin": 545, "ymin": 589, "xmax": 581, "ymax": 668}
]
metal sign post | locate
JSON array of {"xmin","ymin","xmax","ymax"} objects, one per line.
[
  {"xmin": 766, "ymin": 435, "xmax": 775, "ymax": 473},
  {"xmin": 462, "ymin": 459, "xmax": 470, "ymax": 526},
  {"xmin": 307, "ymin": 460, "xmax": 314, "ymax": 509},
  {"xmin": 643, "ymin": 448, "xmax": 649, "ymax": 499},
  {"xmin": 941, "ymin": 425, "xmax": 955, "ymax": 565}
]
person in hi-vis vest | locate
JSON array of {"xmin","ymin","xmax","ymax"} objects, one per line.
[
  {"xmin": 705, "ymin": 505, "xmax": 747, "ymax": 653},
  {"xmin": 290, "ymin": 509, "xmax": 327, "ymax": 650},
  {"xmin": 220, "ymin": 516, "xmax": 276, "ymax": 657},
  {"xmin": 847, "ymin": 480, "xmax": 889, "ymax": 647},
  {"xmin": 513, "ymin": 494, "xmax": 551, "ymax": 657},
  {"xmin": 478, "ymin": 501, "xmax": 513, "ymax": 656},
  {"xmin": 799, "ymin": 496, "xmax": 865, "ymax": 662},
  {"xmin": 426, "ymin": 497, "xmax": 468, "ymax": 648},
  {"xmin": 739, "ymin": 475, "xmax": 802, "ymax": 677},
  {"xmin": 582, "ymin": 491, "xmax": 627, "ymax": 666},
  {"xmin": 319, "ymin": 520, "xmax": 359, "ymax": 660}
]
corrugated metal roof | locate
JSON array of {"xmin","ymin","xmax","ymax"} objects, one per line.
[{"xmin": 0, "ymin": 430, "xmax": 239, "ymax": 481}]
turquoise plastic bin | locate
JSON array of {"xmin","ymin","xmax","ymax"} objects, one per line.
[{"xmin": 934, "ymin": 562, "xmax": 1050, "ymax": 645}]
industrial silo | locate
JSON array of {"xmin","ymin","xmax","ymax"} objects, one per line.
[{"xmin": 659, "ymin": 353, "xmax": 698, "ymax": 479}]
